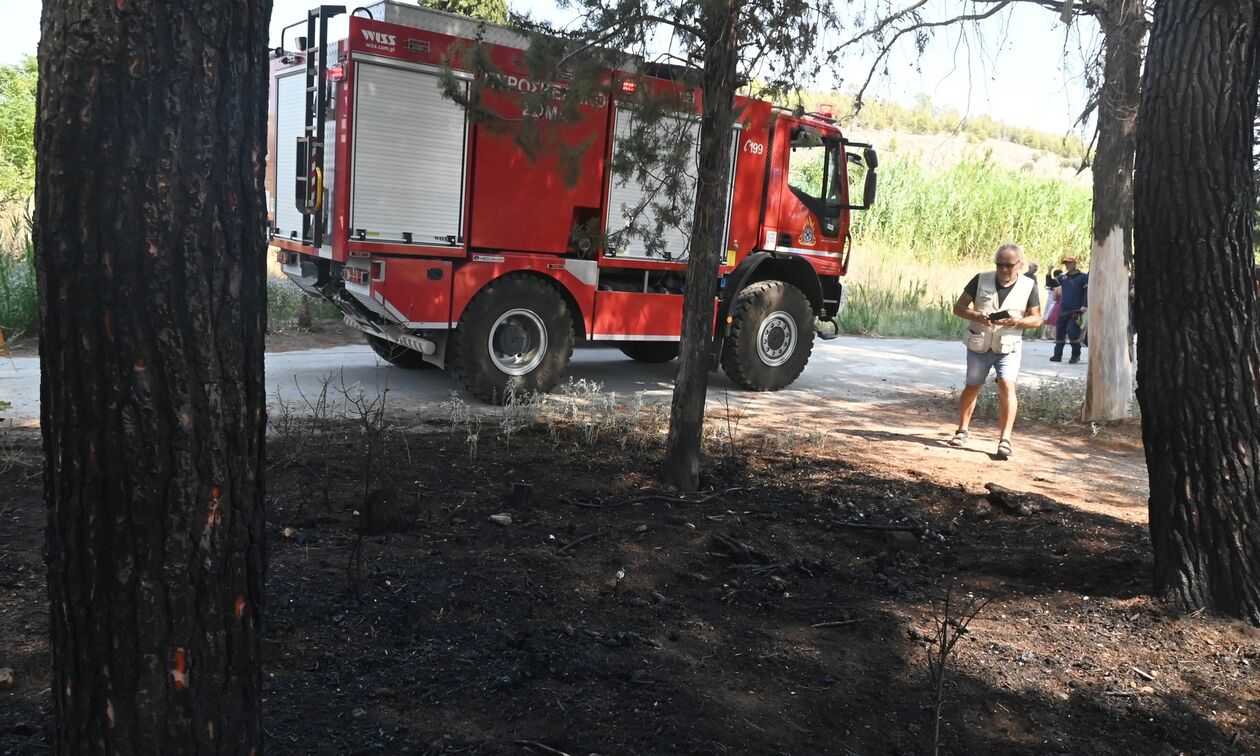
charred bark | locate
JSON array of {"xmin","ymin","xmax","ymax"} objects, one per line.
[
  {"xmin": 1134, "ymin": 0, "xmax": 1260, "ymax": 624},
  {"xmin": 1084, "ymin": 0, "xmax": 1145, "ymax": 421},
  {"xmin": 661, "ymin": 0, "xmax": 741, "ymax": 490},
  {"xmin": 36, "ymin": 0, "xmax": 272, "ymax": 749}
]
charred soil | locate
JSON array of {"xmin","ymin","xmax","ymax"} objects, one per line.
[{"xmin": 1, "ymin": 420, "xmax": 1257, "ymax": 755}]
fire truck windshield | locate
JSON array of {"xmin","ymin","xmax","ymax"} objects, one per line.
[{"xmin": 787, "ymin": 135, "xmax": 843, "ymax": 238}]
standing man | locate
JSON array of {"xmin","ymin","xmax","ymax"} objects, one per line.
[
  {"xmin": 1025, "ymin": 261, "xmax": 1040, "ymax": 282},
  {"xmin": 1052, "ymin": 255, "xmax": 1089, "ymax": 363},
  {"xmin": 949, "ymin": 243, "xmax": 1043, "ymax": 459}
]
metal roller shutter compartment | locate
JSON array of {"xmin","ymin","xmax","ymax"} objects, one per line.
[
  {"xmin": 605, "ymin": 108, "xmax": 701, "ymax": 262},
  {"xmin": 351, "ymin": 63, "xmax": 467, "ymax": 245},
  {"xmin": 274, "ymin": 72, "xmax": 306, "ymax": 239}
]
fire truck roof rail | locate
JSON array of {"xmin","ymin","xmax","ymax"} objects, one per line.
[{"xmin": 358, "ymin": 1, "xmax": 639, "ymax": 72}]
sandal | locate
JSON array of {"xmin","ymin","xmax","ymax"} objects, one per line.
[
  {"xmin": 996, "ymin": 438, "xmax": 1013, "ymax": 459},
  {"xmin": 948, "ymin": 429, "xmax": 969, "ymax": 448}
]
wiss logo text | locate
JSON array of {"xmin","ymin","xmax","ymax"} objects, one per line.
[{"xmin": 361, "ymin": 29, "xmax": 397, "ymax": 47}]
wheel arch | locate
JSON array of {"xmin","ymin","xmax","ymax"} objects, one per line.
[
  {"xmin": 454, "ymin": 267, "xmax": 589, "ymax": 341},
  {"xmin": 719, "ymin": 252, "xmax": 824, "ymax": 334}
]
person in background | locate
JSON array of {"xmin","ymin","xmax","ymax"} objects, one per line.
[
  {"xmin": 1025, "ymin": 261, "xmax": 1040, "ymax": 282},
  {"xmin": 1051, "ymin": 255, "xmax": 1088, "ymax": 363},
  {"xmin": 949, "ymin": 243, "xmax": 1043, "ymax": 460},
  {"xmin": 1042, "ymin": 267, "xmax": 1062, "ymax": 340}
]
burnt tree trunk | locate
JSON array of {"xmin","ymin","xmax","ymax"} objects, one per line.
[
  {"xmin": 661, "ymin": 0, "xmax": 741, "ymax": 490},
  {"xmin": 36, "ymin": 0, "xmax": 272, "ymax": 749},
  {"xmin": 1134, "ymin": 0, "xmax": 1260, "ymax": 624},
  {"xmin": 1084, "ymin": 0, "xmax": 1146, "ymax": 421}
]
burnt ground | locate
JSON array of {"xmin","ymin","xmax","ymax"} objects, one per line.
[{"xmin": 1, "ymin": 417, "xmax": 1258, "ymax": 755}]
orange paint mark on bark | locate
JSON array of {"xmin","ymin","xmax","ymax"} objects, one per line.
[
  {"xmin": 134, "ymin": 356, "xmax": 145, "ymax": 371},
  {"xmin": 116, "ymin": 0, "xmax": 125, "ymax": 8},
  {"xmin": 235, "ymin": 595, "xmax": 246, "ymax": 619},
  {"xmin": 130, "ymin": 55, "xmax": 142, "ymax": 75},
  {"xmin": 105, "ymin": 698, "xmax": 115, "ymax": 728},
  {"xmin": 147, "ymin": 241, "xmax": 158, "ymax": 257},
  {"xmin": 206, "ymin": 500, "xmax": 221, "ymax": 531},
  {"xmin": 211, "ymin": 485, "xmax": 222, "ymax": 501},
  {"xmin": 170, "ymin": 648, "xmax": 188, "ymax": 691},
  {"xmin": 103, "ymin": 311, "xmax": 112, "ymax": 339}
]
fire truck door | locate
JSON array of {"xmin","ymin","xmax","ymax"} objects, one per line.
[{"xmin": 350, "ymin": 62, "xmax": 468, "ymax": 247}]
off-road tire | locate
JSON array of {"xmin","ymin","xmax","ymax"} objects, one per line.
[
  {"xmin": 447, "ymin": 275, "xmax": 574, "ymax": 404},
  {"xmin": 720, "ymin": 280, "xmax": 814, "ymax": 391},
  {"xmin": 365, "ymin": 334, "xmax": 434, "ymax": 369},
  {"xmin": 619, "ymin": 341, "xmax": 680, "ymax": 363}
]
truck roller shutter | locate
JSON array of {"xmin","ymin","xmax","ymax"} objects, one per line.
[
  {"xmin": 274, "ymin": 72, "xmax": 306, "ymax": 239},
  {"xmin": 350, "ymin": 62, "xmax": 467, "ymax": 245},
  {"xmin": 605, "ymin": 107, "xmax": 739, "ymax": 263}
]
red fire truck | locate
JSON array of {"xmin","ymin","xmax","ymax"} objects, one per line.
[{"xmin": 268, "ymin": 2, "xmax": 877, "ymax": 402}]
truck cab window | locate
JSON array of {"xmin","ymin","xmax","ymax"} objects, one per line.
[{"xmin": 786, "ymin": 128, "xmax": 842, "ymax": 238}]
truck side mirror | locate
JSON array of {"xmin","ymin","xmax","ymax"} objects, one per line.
[
  {"xmin": 863, "ymin": 147, "xmax": 879, "ymax": 170},
  {"xmin": 862, "ymin": 166, "xmax": 878, "ymax": 209}
]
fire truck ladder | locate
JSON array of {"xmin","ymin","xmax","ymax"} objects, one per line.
[{"xmin": 294, "ymin": 4, "xmax": 346, "ymax": 248}]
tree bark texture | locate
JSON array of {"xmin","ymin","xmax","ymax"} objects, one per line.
[
  {"xmin": 37, "ymin": 0, "xmax": 272, "ymax": 749},
  {"xmin": 1134, "ymin": 0, "xmax": 1260, "ymax": 624},
  {"xmin": 662, "ymin": 0, "xmax": 741, "ymax": 490},
  {"xmin": 1084, "ymin": 0, "xmax": 1145, "ymax": 421}
]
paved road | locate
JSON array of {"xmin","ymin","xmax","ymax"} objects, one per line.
[{"xmin": 1, "ymin": 336, "xmax": 1087, "ymax": 426}]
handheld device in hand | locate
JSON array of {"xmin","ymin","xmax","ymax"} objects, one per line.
[{"xmin": 987, "ymin": 310, "xmax": 1012, "ymax": 322}]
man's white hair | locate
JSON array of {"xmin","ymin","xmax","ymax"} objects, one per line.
[{"xmin": 994, "ymin": 243, "xmax": 1024, "ymax": 263}]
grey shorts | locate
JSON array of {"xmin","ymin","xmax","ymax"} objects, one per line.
[{"xmin": 965, "ymin": 348, "xmax": 1021, "ymax": 385}]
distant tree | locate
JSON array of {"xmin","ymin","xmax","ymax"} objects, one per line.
[
  {"xmin": 37, "ymin": 0, "xmax": 271, "ymax": 748},
  {"xmin": 1134, "ymin": 0, "xmax": 1260, "ymax": 625},
  {"xmin": 0, "ymin": 56, "xmax": 36, "ymax": 204},
  {"xmin": 422, "ymin": 0, "xmax": 508, "ymax": 23}
]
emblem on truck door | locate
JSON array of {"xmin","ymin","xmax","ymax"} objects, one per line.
[{"xmin": 799, "ymin": 216, "xmax": 817, "ymax": 247}]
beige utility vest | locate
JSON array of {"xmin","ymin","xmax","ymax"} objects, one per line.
[{"xmin": 963, "ymin": 271, "xmax": 1035, "ymax": 354}]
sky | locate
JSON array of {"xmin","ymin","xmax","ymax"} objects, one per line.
[{"xmin": 1, "ymin": 0, "xmax": 1098, "ymax": 134}]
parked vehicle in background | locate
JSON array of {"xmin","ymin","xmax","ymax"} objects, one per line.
[{"xmin": 268, "ymin": 1, "xmax": 878, "ymax": 402}]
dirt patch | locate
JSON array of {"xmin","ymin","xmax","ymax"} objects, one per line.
[{"xmin": 1, "ymin": 418, "xmax": 1255, "ymax": 755}]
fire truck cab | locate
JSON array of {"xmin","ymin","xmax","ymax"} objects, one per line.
[{"xmin": 268, "ymin": 2, "xmax": 877, "ymax": 402}]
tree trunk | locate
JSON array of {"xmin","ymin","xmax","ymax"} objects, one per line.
[
  {"xmin": 1084, "ymin": 0, "xmax": 1145, "ymax": 421},
  {"xmin": 1134, "ymin": 0, "xmax": 1260, "ymax": 624},
  {"xmin": 37, "ymin": 0, "xmax": 272, "ymax": 749},
  {"xmin": 661, "ymin": 0, "xmax": 741, "ymax": 490}
]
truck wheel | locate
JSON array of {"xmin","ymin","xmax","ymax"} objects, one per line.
[
  {"xmin": 447, "ymin": 275, "xmax": 574, "ymax": 403},
  {"xmin": 365, "ymin": 334, "xmax": 435, "ymax": 369},
  {"xmin": 619, "ymin": 341, "xmax": 679, "ymax": 363},
  {"xmin": 720, "ymin": 280, "xmax": 814, "ymax": 391}
]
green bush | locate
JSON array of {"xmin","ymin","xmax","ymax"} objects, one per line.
[
  {"xmin": 848, "ymin": 154, "xmax": 1092, "ymax": 263},
  {"xmin": 0, "ymin": 221, "xmax": 36, "ymax": 340}
]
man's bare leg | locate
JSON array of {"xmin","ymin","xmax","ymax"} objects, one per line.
[
  {"xmin": 957, "ymin": 384, "xmax": 982, "ymax": 432},
  {"xmin": 997, "ymin": 379, "xmax": 1018, "ymax": 440}
]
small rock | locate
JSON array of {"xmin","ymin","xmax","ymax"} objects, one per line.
[
  {"xmin": 0, "ymin": 668, "xmax": 15, "ymax": 689},
  {"xmin": 967, "ymin": 498, "xmax": 993, "ymax": 518},
  {"xmin": 489, "ymin": 513, "xmax": 513, "ymax": 526},
  {"xmin": 635, "ymin": 524, "xmax": 649, "ymax": 533},
  {"xmin": 1139, "ymin": 685, "xmax": 1156, "ymax": 696},
  {"xmin": 351, "ymin": 707, "xmax": 367, "ymax": 719},
  {"xmin": 1055, "ymin": 691, "xmax": 1070, "ymax": 701}
]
